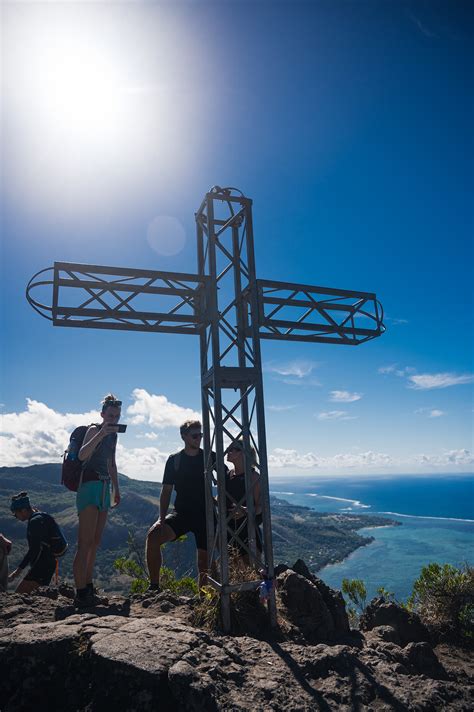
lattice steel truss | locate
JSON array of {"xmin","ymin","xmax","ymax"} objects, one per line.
[
  {"xmin": 256, "ymin": 279, "xmax": 383, "ymax": 345},
  {"xmin": 26, "ymin": 186, "xmax": 385, "ymax": 631},
  {"xmin": 27, "ymin": 263, "xmax": 207, "ymax": 334},
  {"xmin": 196, "ymin": 189, "xmax": 275, "ymax": 629}
]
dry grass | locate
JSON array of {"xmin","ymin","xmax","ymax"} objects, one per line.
[{"xmin": 191, "ymin": 551, "xmax": 270, "ymax": 636}]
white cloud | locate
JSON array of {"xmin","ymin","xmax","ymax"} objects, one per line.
[
  {"xmin": 268, "ymin": 447, "xmax": 473, "ymax": 474},
  {"xmin": 317, "ymin": 411, "xmax": 356, "ymax": 421},
  {"xmin": 378, "ymin": 364, "xmax": 397, "ymax": 374},
  {"xmin": 126, "ymin": 388, "xmax": 200, "ymax": 428},
  {"xmin": 267, "ymin": 404, "xmax": 297, "ymax": 412},
  {"xmin": 385, "ymin": 317, "xmax": 409, "ymax": 325},
  {"xmin": 280, "ymin": 377, "xmax": 321, "ymax": 387},
  {"xmin": 2, "ymin": 398, "xmax": 471, "ymax": 478},
  {"xmin": 115, "ymin": 444, "xmax": 169, "ymax": 480},
  {"xmin": 408, "ymin": 11, "xmax": 438, "ymax": 39},
  {"xmin": 415, "ymin": 408, "xmax": 445, "ymax": 418},
  {"xmin": 378, "ymin": 364, "xmax": 415, "ymax": 377},
  {"xmin": 266, "ymin": 359, "xmax": 318, "ymax": 379},
  {"xmin": 269, "ymin": 448, "xmax": 319, "ymax": 469},
  {"xmin": 0, "ymin": 391, "xmax": 198, "ymax": 471},
  {"xmin": 268, "ymin": 448, "xmax": 393, "ymax": 470},
  {"xmin": 329, "ymin": 390, "xmax": 362, "ymax": 403},
  {"xmin": 0, "ymin": 399, "xmax": 100, "ymax": 467},
  {"xmin": 408, "ymin": 373, "xmax": 474, "ymax": 390},
  {"xmin": 417, "ymin": 449, "xmax": 473, "ymax": 467}
]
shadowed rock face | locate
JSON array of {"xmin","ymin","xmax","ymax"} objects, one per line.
[
  {"xmin": 360, "ymin": 598, "xmax": 431, "ymax": 647},
  {"xmin": 286, "ymin": 558, "xmax": 350, "ymax": 639},
  {"xmin": 1, "ymin": 572, "xmax": 473, "ymax": 712}
]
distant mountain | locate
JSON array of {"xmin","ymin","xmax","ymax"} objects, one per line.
[{"xmin": 0, "ymin": 464, "xmax": 398, "ymax": 593}]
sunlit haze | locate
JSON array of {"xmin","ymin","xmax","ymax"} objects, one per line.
[{"xmin": 3, "ymin": 4, "xmax": 206, "ymax": 218}]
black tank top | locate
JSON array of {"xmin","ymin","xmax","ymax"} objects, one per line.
[{"xmin": 225, "ymin": 469, "xmax": 262, "ymax": 524}]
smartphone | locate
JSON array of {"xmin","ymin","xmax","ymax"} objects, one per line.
[{"xmin": 110, "ymin": 424, "xmax": 127, "ymax": 433}]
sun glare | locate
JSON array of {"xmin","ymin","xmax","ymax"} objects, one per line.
[
  {"xmin": 3, "ymin": 6, "xmax": 204, "ymax": 220},
  {"xmin": 32, "ymin": 38, "xmax": 127, "ymax": 146}
]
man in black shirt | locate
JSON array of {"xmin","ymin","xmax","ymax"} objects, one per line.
[{"xmin": 146, "ymin": 420, "xmax": 209, "ymax": 591}]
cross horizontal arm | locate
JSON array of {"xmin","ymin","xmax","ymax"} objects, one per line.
[
  {"xmin": 26, "ymin": 262, "xmax": 209, "ymax": 335},
  {"xmin": 256, "ymin": 278, "xmax": 385, "ymax": 345}
]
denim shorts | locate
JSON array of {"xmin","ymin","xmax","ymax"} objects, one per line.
[{"xmin": 76, "ymin": 480, "xmax": 111, "ymax": 514}]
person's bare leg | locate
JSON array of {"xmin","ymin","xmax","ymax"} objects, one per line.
[
  {"xmin": 73, "ymin": 505, "xmax": 99, "ymax": 590},
  {"xmin": 197, "ymin": 548, "xmax": 208, "ymax": 590},
  {"xmin": 16, "ymin": 579, "xmax": 40, "ymax": 594},
  {"xmin": 145, "ymin": 523, "xmax": 175, "ymax": 587},
  {"xmin": 85, "ymin": 510, "xmax": 108, "ymax": 586}
]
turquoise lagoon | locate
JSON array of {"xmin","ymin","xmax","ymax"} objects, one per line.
[{"xmin": 269, "ymin": 474, "xmax": 474, "ymax": 602}]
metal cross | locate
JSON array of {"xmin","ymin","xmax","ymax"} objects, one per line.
[{"xmin": 27, "ymin": 186, "xmax": 385, "ymax": 630}]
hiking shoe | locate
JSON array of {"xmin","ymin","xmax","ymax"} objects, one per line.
[
  {"xmin": 91, "ymin": 593, "xmax": 109, "ymax": 606},
  {"xmin": 147, "ymin": 584, "xmax": 162, "ymax": 594},
  {"xmin": 73, "ymin": 594, "xmax": 94, "ymax": 609}
]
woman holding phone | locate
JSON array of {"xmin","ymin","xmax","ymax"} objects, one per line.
[{"xmin": 73, "ymin": 393, "xmax": 122, "ymax": 607}]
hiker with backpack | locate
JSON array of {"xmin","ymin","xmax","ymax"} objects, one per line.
[
  {"xmin": 146, "ymin": 419, "xmax": 214, "ymax": 592},
  {"xmin": 72, "ymin": 393, "xmax": 122, "ymax": 608},
  {"xmin": 8, "ymin": 492, "xmax": 68, "ymax": 593}
]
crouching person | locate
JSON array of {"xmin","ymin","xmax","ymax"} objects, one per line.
[{"xmin": 8, "ymin": 492, "xmax": 68, "ymax": 594}]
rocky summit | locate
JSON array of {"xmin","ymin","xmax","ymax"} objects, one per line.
[{"xmin": 1, "ymin": 563, "xmax": 473, "ymax": 711}]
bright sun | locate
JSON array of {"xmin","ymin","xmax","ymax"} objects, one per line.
[
  {"xmin": 33, "ymin": 38, "xmax": 128, "ymax": 147},
  {"xmin": 3, "ymin": 5, "xmax": 200, "ymax": 220}
]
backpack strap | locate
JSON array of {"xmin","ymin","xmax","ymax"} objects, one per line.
[
  {"xmin": 79, "ymin": 423, "xmax": 101, "ymax": 486},
  {"xmin": 173, "ymin": 449, "xmax": 184, "ymax": 473}
]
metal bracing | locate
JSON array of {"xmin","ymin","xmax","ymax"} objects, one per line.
[
  {"xmin": 255, "ymin": 279, "xmax": 384, "ymax": 344},
  {"xmin": 26, "ymin": 262, "xmax": 208, "ymax": 335},
  {"xmin": 26, "ymin": 186, "xmax": 385, "ymax": 632}
]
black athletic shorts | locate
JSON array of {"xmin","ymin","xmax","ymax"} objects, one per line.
[
  {"xmin": 23, "ymin": 551, "xmax": 56, "ymax": 586},
  {"xmin": 165, "ymin": 510, "xmax": 207, "ymax": 551}
]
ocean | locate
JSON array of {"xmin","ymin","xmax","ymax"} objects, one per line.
[{"xmin": 269, "ymin": 473, "xmax": 474, "ymax": 602}]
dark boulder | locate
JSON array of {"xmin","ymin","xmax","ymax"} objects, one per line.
[
  {"xmin": 291, "ymin": 558, "xmax": 350, "ymax": 635},
  {"xmin": 360, "ymin": 598, "xmax": 431, "ymax": 647},
  {"xmin": 365, "ymin": 624, "xmax": 401, "ymax": 645},
  {"xmin": 276, "ymin": 564, "xmax": 349, "ymax": 642},
  {"xmin": 404, "ymin": 642, "xmax": 448, "ymax": 680}
]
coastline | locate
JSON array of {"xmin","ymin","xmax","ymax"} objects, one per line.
[
  {"xmin": 313, "ymin": 519, "xmax": 400, "ymax": 574},
  {"xmin": 270, "ymin": 495, "xmax": 401, "ymax": 573}
]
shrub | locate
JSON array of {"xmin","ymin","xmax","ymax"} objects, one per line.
[
  {"xmin": 342, "ymin": 578, "xmax": 367, "ymax": 626},
  {"xmin": 376, "ymin": 586, "xmax": 395, "ymax": 602},
  {"xmin": 408, "ymin": 562, "xmax": 474, "ymax": 640},
  {"xmin": 113, "ymin": 529, "xmax": 198, "ymax": 596}
]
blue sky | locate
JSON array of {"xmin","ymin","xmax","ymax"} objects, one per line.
[{"xmin": 1, "ymin": 0, "xmax": 472, "ymax": 479}]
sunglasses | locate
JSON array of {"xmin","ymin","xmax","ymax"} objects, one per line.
[
  {"xmin": 227, "ymin": 446, "xmax": 242, "ymax": 453},
  {"xmin": 188, "ymin": 432, "xmax": 203, "ymax": 439},
  {"xmin": 104, "ymin": 400, "xmax": 122, "ymax": 407}
]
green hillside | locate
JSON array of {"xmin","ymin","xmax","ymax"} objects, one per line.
[{"xmin": 0, "ymin": 464, "xmax": 398, "ymax": 593}]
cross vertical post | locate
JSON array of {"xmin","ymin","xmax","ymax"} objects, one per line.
[{"xmin": 196, "ymin": 187, "xmax": 277, "ymax": 628}]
